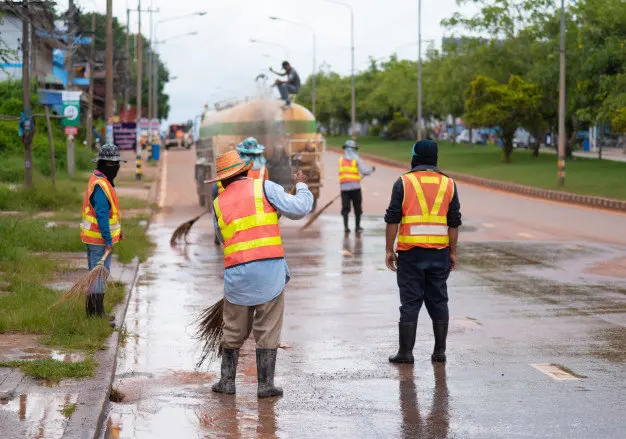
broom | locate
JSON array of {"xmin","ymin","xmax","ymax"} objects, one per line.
[
  {"xmin": 301, "ymin": 172, "xmax": 373, "ymax": 230},
  {"xmin": 170, "ymin": 211, "xmax": 210, "ymax": 246},
  {"xmin": 52, "ymin": 249, "xmax": 112, "ymax": 307}
]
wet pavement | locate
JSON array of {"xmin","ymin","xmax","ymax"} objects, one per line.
[{"xmin": 102, "ymin": 149, "xmax": 626, "ymax": 439}]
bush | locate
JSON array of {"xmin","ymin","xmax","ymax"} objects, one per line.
[
  {"xmin": 369, "ymin": 124, "xmax": 382, "ymax": 137},
  {"xmin": 386, "ymin": 112, "xmax": 414, "ymax": 140}
]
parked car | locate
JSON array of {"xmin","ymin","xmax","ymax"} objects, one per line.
[
  {"xmin": 513, "ymin": 129, "xmax": 536, "ymax": 148},
  {"xmin": 455, "ymin": 129, "xmax": 483, "ymax": 144}
]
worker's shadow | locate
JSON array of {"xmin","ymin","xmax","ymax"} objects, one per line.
[{"xmin": 398, "ymin": 363, "xmax": 450, "ymax": 439}]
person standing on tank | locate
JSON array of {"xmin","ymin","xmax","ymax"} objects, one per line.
[
  {"xmin": 385, "ymin": 139, "xmax": 462, "ymax": 364},
  {"xmin": 270, "ymin": 61, "xmax": 300, "ymax": 108},
  {"xmin": 339, "ymin": 139, "xmax": 375, "ymax": 234}
]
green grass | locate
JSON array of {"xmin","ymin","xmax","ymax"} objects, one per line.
[
  {"xmin": 329, "ymin": 136, "xmax": 626, "ymax": 200},
  {"xmin": 61, "ymin": 402, "xmax": 77, "ymax": 419},
  {"xmin": 0, "ymin": 358, "xmax": 96, "ymax": 382},
  {"xmin": 0, "ymin": 281, "xmax": 126, "ymax": 351}
]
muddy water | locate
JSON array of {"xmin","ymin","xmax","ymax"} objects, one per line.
[{"xmin": 102, "ymin": 210, "xmax": 626, "ymax": 439}]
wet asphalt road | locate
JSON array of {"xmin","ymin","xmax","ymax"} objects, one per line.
[{"xmin": 103, "ymin": 149, "xmax": 626, "ymax": 439}]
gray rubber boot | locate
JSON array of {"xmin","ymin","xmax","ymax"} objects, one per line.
[
  {"xmin": 389, "ymin": 321, "xmax": 418, "ymax": 364},
  {"xmin": 431, "ymin": 321, "xmax": 449, "ymax": 362},
  {"xmin": 212, "ymin": 348, "xmax": 239, "ymax": 394},
  {"xmin": 256, "ymin": 348, "xmax": 283, "ymax": 398},
  {"xmin": 85, "ymin": 294, "xmax": 97, "ymax": 317}
]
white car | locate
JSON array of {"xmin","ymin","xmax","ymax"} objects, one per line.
[
  {"xmin": 455, "ymin": 129, "xmax": 482, "ymax": 144},
  {"xmin": 513, "ymin": 129, "xmax": 536, "ymax": 148}
]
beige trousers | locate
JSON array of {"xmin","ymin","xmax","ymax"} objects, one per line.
[{"xmin": 222, "ymin": 292, "xmax": 284, "ymax": 349}]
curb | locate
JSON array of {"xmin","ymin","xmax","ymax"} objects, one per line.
[{"xmin": 328, "ymin": 147, "xmax": 626, "ymax": 212}]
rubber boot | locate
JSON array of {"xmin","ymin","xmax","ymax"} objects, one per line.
[
  {"xmin": 355, "ymin": 215, "xmax": 363, "ymax": 234},
  {"xmin": 256, "ymin": 348, "xmax": 283, "ymax": 398},
  {"xmin": 431, "ymin": 321, "xmax": 449, "ymax": 362},
  {"xmin": 389, "ymin": 321, "xmax": 418, "ymax": 364},
  {"xmin": 212, "ymin": 348, "xmax": 239, "ymax": 394},
  {"xmin": 343, "ymin": 214, "xmax": 350, "ymax": 234},
  {"xmin": 85, "ymin": 294, "xmax": 97, "ymax": 317},
  {"xmin": 95, "ymin": 294, "xmax": 116, "ymax": 328}
]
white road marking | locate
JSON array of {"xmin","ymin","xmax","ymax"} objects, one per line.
[
  {"xmin": 531, "ymin": 363, "xmax": 582, "ymax": 381},
  {"xmin": 372, "ymin": 192, "xmax": 379, "ymax": 196},
  {"xmin": 158, "ymin": 150, "xmax": 168, "ymax": 208},
  {"xmin": 518, "ymin": 232, "xmax": 534, "ymax": 239},
  {"xmin": 482, "ymin": 223, "xmax": 495, "ymax": 228}
]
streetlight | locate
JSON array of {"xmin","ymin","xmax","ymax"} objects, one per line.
[
  {"xmin": 557, "ymin": 0, "xmax": 566, "ymax": 186},
  {"xmin": 417, "ymin": 0, "xmax": 422, "ymax": 140},
  {"xmin": 323, "ymin": 0, "xmax": 356, "ymax": 138},
  {"xmin": 250, "ymin": 39, "xmax": 290, "ymax": 59},
  {"xmin": 153, "ymin": 11, "xmax": 207, "ymax": 120},
  {"xmin": 268, "ymin": 16, "xmax": 317, "ymax": 116}
]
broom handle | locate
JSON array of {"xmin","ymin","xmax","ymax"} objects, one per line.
[{"xmin": 96, "ymin": 249, "xmax": 112, "ymax": 266}]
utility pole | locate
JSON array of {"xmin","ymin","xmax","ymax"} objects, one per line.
[
  {"xmin": 557, "ymin": 0, "xmax": 566, "ymax": 186},
  {"xmin": 417, "ymin": 0, "xmax": 422, "ymax": 141},
  {"xmin": 136, "ymin": 0, "xmax": 143, "ymax": 180},
  {"xmin": 21, "ymin": 0, "xmax": 33, "ymax": 187},
  {"xmin": 67, "ymin": 0, "xmax": 75, "ymax": 89},
  {"xmin": 147, "ymin": 7, "xmax": 154, "ymax": 132},
  {"xmin": 86, "ymin": 13, "xmax": 96, "ymax": 150},
  {"xmin": 105, "ymin": 0, "xmax": 114, "ymax": 143},
  {"xmin": 124, "ymin": 8, "xmax": 130, "ymax": 112}
]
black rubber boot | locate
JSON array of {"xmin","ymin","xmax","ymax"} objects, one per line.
[
  {"xmin": 212, "ymin": 348, "xmax": 239, "ymax": 394},
  {"xmin": 431, "ymin": 320, "xmax": 449, "ymax": 362},
  {"xmin": 256, "ymin": 348, "xmax": 283, "ymax": 398},
  {"xmin": 95, "ymin": 295, "xmax": 116, "ymax": 328},
  {"xmin": 343, "ymin": 214, "xmax": 350, "ymax": 234},
  {"xmin": 389, "ymin": 321, "xmax": 418, "ymax": 364},
  {"xmin": 85, "ymin": 294, "xmax": 97, "ymax": 317},
  {"xmin": 355, "ymin": 215, "xmax": 363, "ymax": 234}
]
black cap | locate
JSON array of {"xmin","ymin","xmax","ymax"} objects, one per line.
[{"xmin": 411, "ymin": 139, "xmax": 438, "ymax": 166}]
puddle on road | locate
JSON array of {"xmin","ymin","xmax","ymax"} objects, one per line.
[{"xmin": 0, "ymin": 392, "xmax": 78, "ymax": 438}]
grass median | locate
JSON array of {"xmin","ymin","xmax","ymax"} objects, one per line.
[
  {"xmin": 328, "ymin": 136, "xmax": 626, "ymax": 201},
  {"xmin": 0, "ymin": 167, "xmax": 156, "ymax": 380}
]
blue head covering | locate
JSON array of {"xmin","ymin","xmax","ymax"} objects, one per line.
[{"xmin": 411, "ymin": 139, "xmax": 438, "ymax": 166}]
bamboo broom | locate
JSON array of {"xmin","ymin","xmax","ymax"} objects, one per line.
[
  {"xmin": 52, "ymin": 249, "xmax": 112, "ymax": 307},
  {"xmin": 170, "ymin": 211, "xmax": 209, "ymax": 247},
  {"xmin": 301, "ymin": 173, "xmax": 372, "ymax": 230}
]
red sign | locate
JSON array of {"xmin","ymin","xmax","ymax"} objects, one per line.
[{"xmin": 65, "ymin": 126, "xmax": 78, "ymax": 136}]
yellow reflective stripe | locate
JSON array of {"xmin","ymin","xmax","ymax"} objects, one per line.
[
  {"xmin": 405, "ymin": 173, "xmax": 429, "ymax": 217},
  {"xmin": 214, "ymin": 198, "xmax": 225, "ymax": 230},
  {"xmin": 254, "ymin": 179, "xmax": 264, "ymax": 215},
  {"xmin": 89, "ymin": 180, "xmax": 121, "ymax": 219},
  {"xmin": 223, "ymin": 236, "xmax": 282, "ymax": 256},
  {"xmin": 420, "ymin": 176, "xmax": 440, "ymax": 184},
  {"xmin": 430, "ymin": 176, "xmax": 449, "ymax": 216},
  {"xmin": 80, "ymin": 227, "xmax": 122, "ymax": 238},
  {"xmin": 397, "ymin": 235, "xmax": 449, "ymax": 245},
  {"xmin": 220, "ymin": 213, "xmax": 278, "ymax": 241},
  {"xmin": 82, "ymin": 214, "xmax": 119, "ymax": 225},
  {"xmin": 401, "ymin": 215, "xmax": 447, "ymax": 225}
]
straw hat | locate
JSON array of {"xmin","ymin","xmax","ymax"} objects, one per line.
[{"xmin": 204, "ymin": 150, "xmax": 253, "ymax": 184}]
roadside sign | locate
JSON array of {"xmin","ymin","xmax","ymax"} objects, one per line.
[
  {"xmin": 149, "ymin": 118, "xmax": 160, "ymax": 131},
  {"xmin": 139, "ymin": 118, "xmax": 150, "ymax": 129},
  {"xmin": 65, "ymin": 126, "xmax": 78, "ymax": 136},
  {"xmin": 114, "ymin": 122, "xmax": 137, "ymax": 150},
  {"xmin": 62, "ymin": 91, "xmax": 81, "ymax": 127}
]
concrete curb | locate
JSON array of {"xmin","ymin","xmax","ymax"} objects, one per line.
[{"xmin": 329, "ymin": 147, "xmax": 626, "ymax": 212}]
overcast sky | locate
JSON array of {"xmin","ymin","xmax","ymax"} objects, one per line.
[{"xmin": 60, "ymin": 0, "xmax": 477, "ymax": 124}]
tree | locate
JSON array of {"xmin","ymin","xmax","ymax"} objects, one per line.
[{"xmin": 465, "ymin": 75, "xmax": 542, "ymax": 161}]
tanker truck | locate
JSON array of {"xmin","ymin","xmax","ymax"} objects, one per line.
[{"xmin": 194, "ymin": 98, "xmax": 325, "ymax": 210}]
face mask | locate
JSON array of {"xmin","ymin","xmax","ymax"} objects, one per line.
[{"xmin": 97, "ymin": 161, "xmax": 120, "ymax": 185}]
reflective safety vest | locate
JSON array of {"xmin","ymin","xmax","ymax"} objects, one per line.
[
  {"xmin": 214, "ymin": 178, "xmax": 284, "ymax": 268},
  {"xmin": 80, "ymin": 171, "xmax": 122, "ymax": 245},
  {"xmin": 248, "ymin": 165, "xmax": 269, "ymax": 181},
  {"xmin": 397, "ymin": 171, "xmax": 454, "ymax": 251},
  {"xmin": 338, "ymin": 157, "xmax": 360, "ymax": 183},
  {"xmin": 217, "ymin": 181, "xmax": 225, "ymax": 195}
]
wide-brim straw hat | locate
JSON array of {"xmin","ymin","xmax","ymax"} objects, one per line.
[{"xmin": 204, "ymin": 150, "xmax": 254, "ymax": 184}]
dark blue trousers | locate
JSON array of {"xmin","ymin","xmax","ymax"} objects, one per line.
[{"xmin": 396, "ymin": 246, "xmax": 450, "ymax": 322}]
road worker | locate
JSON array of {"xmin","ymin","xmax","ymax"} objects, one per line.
[
  {"xmin": 339, "ymin": 139, "xmax": 375, "ymax": 234},
  {"xmin": 80, "ymin": 144, "xmax": 127, "ymax": 328},
  {"xmin": 384, "ymin": 139, "xmax": 462, "ymax": 364},
  {"xmin": 206, "ymin": 150, "xmax": 313, "ymax": 398}
]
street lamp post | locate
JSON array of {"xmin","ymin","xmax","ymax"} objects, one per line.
[
  {"xmin": 417, "ymin": 0, "xmax": 422, "ymax": 140},
  {"xmin": 324, "ymin": 0, "xmax": 356, "ymax": 138},
  {"xmin": 269, "ymin": 16, "xmax": 317, "ymax": 116},
  {"xmin": 557, "ymin": 0, "xmax": 566, "ymax": 186}
]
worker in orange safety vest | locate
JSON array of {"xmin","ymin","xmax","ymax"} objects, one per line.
[
  {"xmin": 339, "ymin": 139, "xmax": 375, "ymax": 234},
  {"xmin": 205, "ymin": 150, "xmax": 313, "ymax": 398}
]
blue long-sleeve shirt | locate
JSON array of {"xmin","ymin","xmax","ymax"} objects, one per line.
[
  {"xmin": 213, "ymin": 179, "xmax": 314, "ymax": 306},
  {"xmin": 90, "ymin": 186, "xmax": 112, "ymax": 246},
  {"xmin": 341, "ymin": 150, "xmax": 374, "ymax": 192}
]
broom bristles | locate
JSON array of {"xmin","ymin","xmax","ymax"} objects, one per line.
[
  {"xmin": 52, "ymin": 265, "xmax": 110, "ymax": 307},
  {"xmin": 194, "ymin": 298, "xmax": 225, "ymax": 368},
  {"xmin": 170, "ymin": 212, "xmax": 208, "ymax": 246}
]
